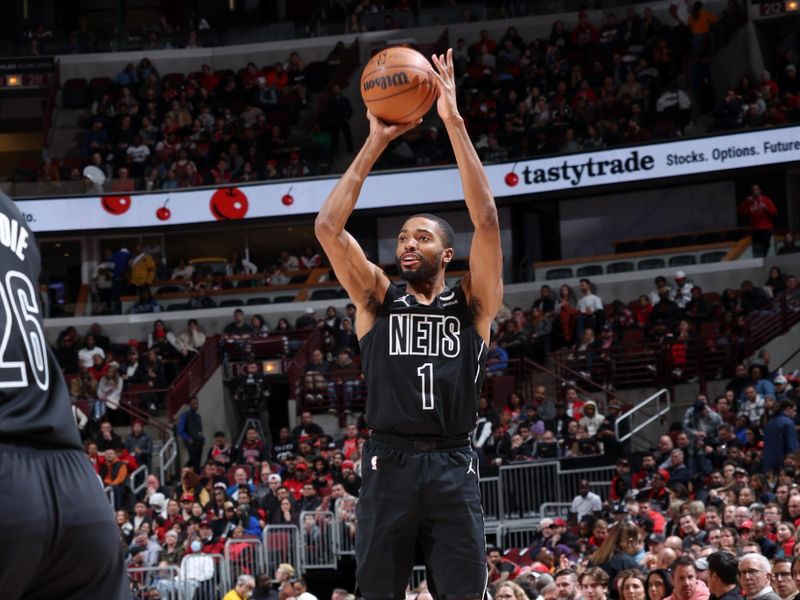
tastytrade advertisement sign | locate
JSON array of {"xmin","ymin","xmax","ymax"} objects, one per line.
[{"xmin": 14, "ymin": 125, "xmax": 800, "ymax": 233}]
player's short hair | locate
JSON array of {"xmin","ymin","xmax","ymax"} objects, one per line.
[
  {"xmin": 707, "ymin": 551, "xmax": 738, "ymax": 584},
  {"xmin": 408, "ymin": 213, "xmax": 455, "ymax": 249}
]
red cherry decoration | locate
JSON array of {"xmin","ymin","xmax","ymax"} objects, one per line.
[
  {"xmin": 282, "ymin": 186, "xmax": 294, "ymax": 206},
  {"xmin": 210, "ymin": 187, "xmax": 249, "ymax": 220},
  {"xmin": 505, "ymin": 172, "xmax": 519, "ymax": 187},
  {"xmin": 101, "ymin": 195, "xmax": 132, "ymax": 215},
  {"xmin": 156, "ymin": 198, "xmax": 171, "ymax": 221}
]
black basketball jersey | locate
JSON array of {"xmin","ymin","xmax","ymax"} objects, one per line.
[
  {"xmin": 0, "ymin": 192, "xmax": 82, "ymax": 450},
  {"xmin": 359, "ymin": 281, "xmax": 486, "ymax": 437}
]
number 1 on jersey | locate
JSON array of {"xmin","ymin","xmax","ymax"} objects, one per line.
[{"xmin": 417, "ymin": 362, "xmax": 434, "ymax": 410}]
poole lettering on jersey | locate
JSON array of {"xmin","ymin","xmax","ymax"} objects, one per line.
[
  {"xmin": 388, "ymin": 314, "xmax": 460, "ymax": 357},
  {"xmin": 0, "ymin": 213, "xmax": 28, "ymax": 261}
]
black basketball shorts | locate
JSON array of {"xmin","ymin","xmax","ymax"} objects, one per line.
[
  {"xmin": 0, "ymin": 441, "xmax": 129, "ymax": 600},
  {"xmin": 355, "ymin": 434, "xmax": 488, "ymax": 600}
]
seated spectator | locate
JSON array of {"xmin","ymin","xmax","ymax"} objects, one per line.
[
  {"xmin": 778, "ymin": 233, "xmax": 798, "ymax": 254},
  {"xmin": 130, "ymin": 288, "xmax": 162, "ymax": 314},
  {"xmin": 485, "ymin": 338, "xmax": 509, "ymax": 376},
  {"xmin": 224, "ymin": 308, "xmax": 255, "ymax": 337}
]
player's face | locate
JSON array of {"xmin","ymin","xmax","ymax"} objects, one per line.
[{"xmin": 396, "ymin": 217, "xmax": 452, "ymax": 285}]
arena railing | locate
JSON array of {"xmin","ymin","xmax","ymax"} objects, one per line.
[
  {"xmin": 158, "ymin": 435, "xmax": 178, "ymax": 484},
  {"xmin": 263, "ymin": 524, "xmax": 301, "ymax": 580},
  {"xmin": 224, "ymin": 537, "xmax": 266, "ymax": 583},
  {"xmin": 129, "ymin": 464, "xmax": 149, "ymax": 496},
  {"xmin": 176, "ymin": 552, "xmax": 229, "ymax": 600},
  {"xmin": 614, "ymin": 388, "xmax": 671, "ymax": 443},
  {"xmin": 298, "ymin": 510, "xmax": 337, "ymax": 570},
  {"xmin": 103, "ymin": 485, "xmax": 114, "ymax": 510},
  {"xmin": 166, "ymin": 335, "xmax": 223, "ymax": 419},
  {"xmin": 127, "ymin": 564, "xmax": 181, "ymax": 600}
]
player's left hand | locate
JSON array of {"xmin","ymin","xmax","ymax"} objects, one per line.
[{"xmin": 431, "ymin": 49, "xmax": 460, "ymax": 123}]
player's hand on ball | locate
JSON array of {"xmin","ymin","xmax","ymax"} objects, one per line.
[
  {"xmin": 366, "ymin": 110, "xmax": 421, "ymax": 146},
  {"xmin": 431, "ymin": 49, "xmax": 459, "ymax": 123}
]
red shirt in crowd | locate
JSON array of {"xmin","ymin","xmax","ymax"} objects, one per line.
[{"xmin": 738, "ymin": 193, "xmax": 777, "ymax": 230}]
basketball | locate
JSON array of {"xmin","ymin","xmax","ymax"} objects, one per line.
[{"xmin": 360, "ymin": 46, "xmax": 436, "ymax": 124}]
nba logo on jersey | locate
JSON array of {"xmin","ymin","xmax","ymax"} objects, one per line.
[
  {"xmin": 388, "ymin": 314, "xmax": 460, "ymax": 357},
  {"xmin": 371, "ymin": 456, "xmax": 378, "ymax": 471}
]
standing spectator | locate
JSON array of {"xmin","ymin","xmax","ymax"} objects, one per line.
[
  {"xmin": 129, "ymin": 243, "xmax": 156, "ymax": 290},
  {"xmin": 739, "ymin": 185, "xmax": 778, "ymax": 258},
  {"xmin": 178, "ymin": 396, "xmax": 205, "ymax": 472},
  {"xmin": 706, "ymin": 552, "xmax": 744, "ymax": 600},
  {"xmin": 327, "ymin": 84, "xmax": 354, "ymax": 153},
  {"xmin": 576, "ymin": 278, "xmax": 604, "ymax": 341},
  {"xmin": 126, "ymin": 420, "xmax": 153, "ymax": 469},
  {"xmin": 763, "ymin": 400, "xmax": 798, "ymax": 474},
  {"xmin": 673, "ymin": 271, "xmax": 695, "ymax": 309},
  {"xmin": 570, "ymin": 479, "xmax": 603, "ymax": 521}
]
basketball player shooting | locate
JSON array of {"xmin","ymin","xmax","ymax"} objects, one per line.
[
  {"xmin": 315, "ymin": 49, "xmax": 503, "ymax": 600},
  {"xmin": 0, "ymin": 191, "xmax": 128, "ymax": 599}
]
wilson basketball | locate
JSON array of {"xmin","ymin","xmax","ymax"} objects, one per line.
[{"xmin": 360, "ymin": 46, "xmax": 436, "ymax": 124}]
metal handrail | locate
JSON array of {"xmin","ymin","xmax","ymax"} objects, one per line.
[
  {"xmin": 614, "ymin": 388, "xmax": 671, "ymax": 443},
  {"xmin": 104, "ymin": 485, "xmax": 114, "ymax": 510},
  {"xmin": 158, "ymin": 435, "xmax": 178, "ymax": 484},
  {"xmin": 129, "ymin": 464, "xmax": 149, "ymax": 495}
]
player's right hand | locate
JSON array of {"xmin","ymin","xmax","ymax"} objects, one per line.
[{"xmin": 366, "ymin": 110, "xmax": 421, "ymax": 147}]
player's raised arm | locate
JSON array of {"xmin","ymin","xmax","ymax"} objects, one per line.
[
  {"xmin": 431, "ymin": 49, "xmax": 503, "ymax": 342},
  {"xmin": 315, "ymin": 112, "xmax": 420, "ymax": 335}
]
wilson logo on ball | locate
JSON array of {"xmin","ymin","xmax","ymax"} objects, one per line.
[{"xmin": 362, "ymin": 71, "xmax": 410, "ymax": 91}]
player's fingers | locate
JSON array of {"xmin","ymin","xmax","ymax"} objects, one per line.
[
  {"xmin": 447, "ymin": 48, "xmax": 454, "ymax": 74},
  {"xmin": 431, "ymin": 53, "xmax": 444, "ymax": 77}
]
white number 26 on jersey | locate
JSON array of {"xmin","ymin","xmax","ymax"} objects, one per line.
[{"xmin": 0, "ymin": 271, "xmax": 49, "ymax": 391}]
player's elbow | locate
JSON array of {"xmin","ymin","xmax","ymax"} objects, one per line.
[{"xmin": 314, "ymin": 216, "xmax": 336, "ymax": 242}]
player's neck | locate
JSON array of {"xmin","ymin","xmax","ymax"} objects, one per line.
[{"xmin": 406, "ymin": 275, "xmax": 447, "ymax": 305}]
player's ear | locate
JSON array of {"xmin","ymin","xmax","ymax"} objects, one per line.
[{"xmin": 443, "ymin": 247, "xmax": 454, "ymax": 263}]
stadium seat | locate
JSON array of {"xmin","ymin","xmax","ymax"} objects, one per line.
[
  {"xmin": 88, "ymin": 77, "xmax": 112, "ymax": 100},
  {"xmin": 545, "ymin": 268, "xmax": 573, "ymax": 280},
  {"xmin": 640, "ymin": 238, "xmax": 667, "ymax": 251},
  {"xmin": 700, "ymin": 251, "xmax": 727, "ymax": 263},
  {"xmin": 622, "ymin": 329, "xmax": 645, "ymax": 344},
  {"xmin": 246, "ymin": 297, "xmax": 271, "ymax": 305},
  {"xmin": 703, "ymin": 292, "xmax": 721, "ymax": 304},
  {"xmin": 289, "ymin": 275, "xmax": 308, "ymax": 284},
  {"xmin": 155, "ymin": 286, "xmax": 182, "ymax": 295},
  {"xmin": 337, "ymin": 289, "xmax": 350, "ymax": 299},
  {"xmin": 668, "ymin": 234, "xmax": 697, "ymax": 248},
  {"xmin": 163, "ymin": 72, "xmax": 186, "ymax": 87},
  {"xmin": 606, "ymin": 261, "xmax": 634, "ymax": 274},
  {"xmin": 576, "ymin": 265, "xmax": 603, "ymax": 277},
  {"xmin": 166, "ymin": 303, "xmax": 191, "ymax": 311},
  {"xmin": 310, "ymin": 289, "xmax": 338, "ymax": 300},
  {"xmin": 272, "ymin": 296, "xmax": 295, "ymax": 303},
  {"xmin": 722, "ymin": 229, "xmax": 746, "ymax": 241},
  {"xmin": 696, "ymin": 231, "xmax": 723, "ymax": 244},
  {"xmin": 219, "ymin": 299, "xmax": 244, "ymax": 307},
  {"xmin": 62, "ymin": 78, "xmax": 88, "ymax": 108},
  {"xmin": 668, "ymin": 255, "xmax": 697, "ymax": 267},
  {"xmin": 615, "ymin": 241, "xmax": 640, "ymax": 253},
  {"xmin": 637, "ymin": 258, "xmax": 666, "ymax": 271}
]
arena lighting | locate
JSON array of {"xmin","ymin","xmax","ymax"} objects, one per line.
[
  {"xmin": 787, "ymin": 1, "xmax": 798, "ymax": 11},
  {"xmin": 262, "ymin": 359, "xmax": 282, "ymax": 375},
  {"xmin": 6, "ymin": 75, "xmax": 20, "ymax": 86}
]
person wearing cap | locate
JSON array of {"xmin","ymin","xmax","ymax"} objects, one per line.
[
  {"xmin": 763, "ymin": 399, "xmax": 799, "ymax": 474},
  {"xmin": 684, "ymin": 395, "xmax": 723, "ymax": 444},
  {"xmin": 673, "ymin": 271, "xmax": 694, "ymax": 309},
  {"xmin": 206, "ymin": 431, "xmax": 233, "ymax": 467},
  {"xmin": 738, "ymin": 553, "xmax": 781, "ymax": 600},
  {"xmin": 649, "ymin": 469, "xmax": 672, "ymax": 511},
  {"xmin": 610, "ymin": 458, "xmax": 633, "ymax": 501},
  {"xmin": 774, "ymin": 376, "xmax": 796, "ymax": 403}
]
